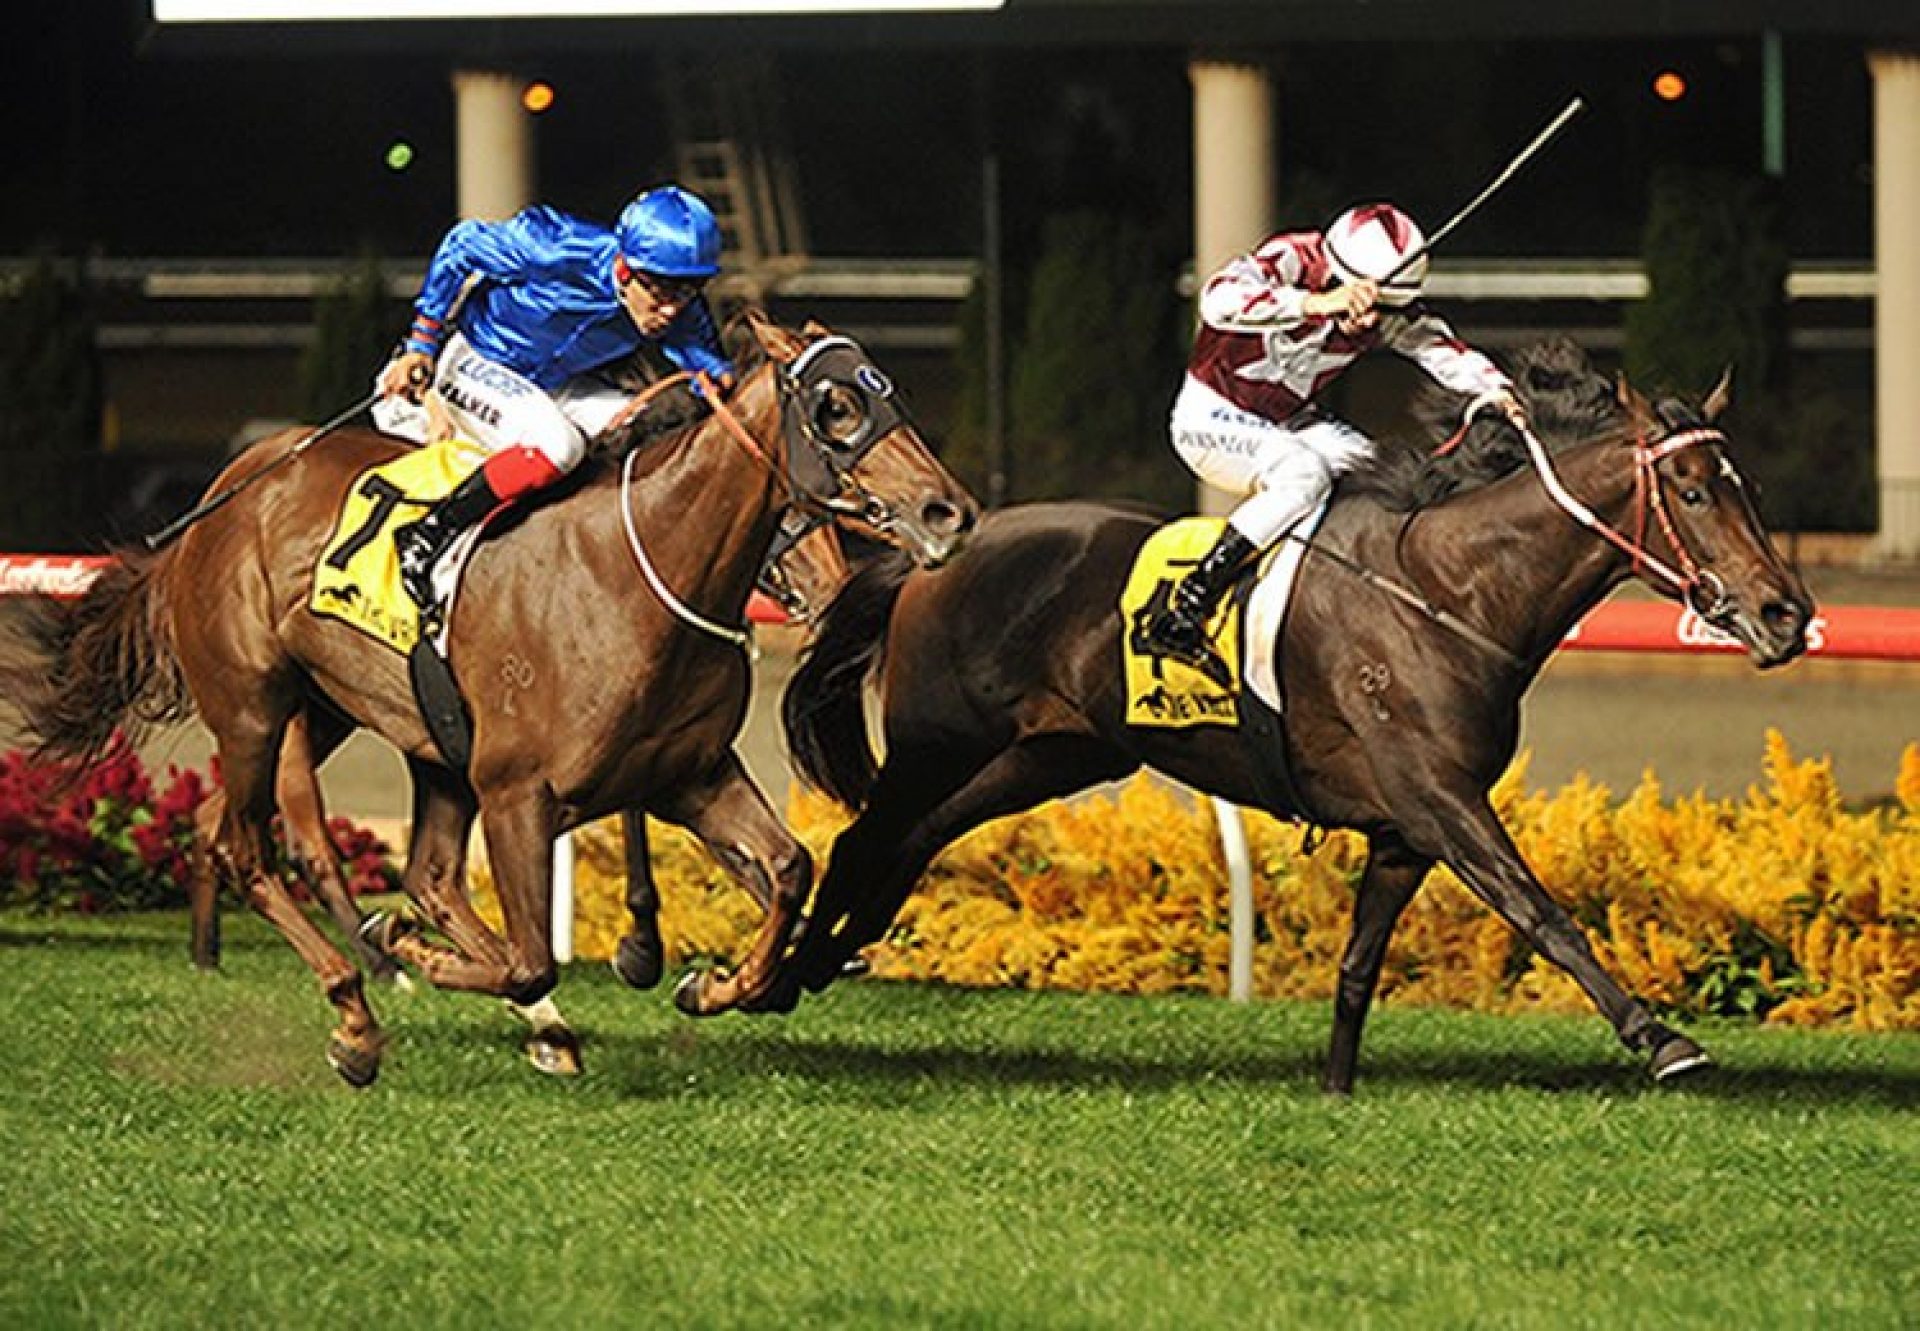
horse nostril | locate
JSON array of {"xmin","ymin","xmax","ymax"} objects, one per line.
[
  {"xmin": 921, "ymin": 500, "xmax": 969, "ymax": 536},
  {"xmin": 1762, "ymin": 599, "xmax": 1807, "ymax": 639}
]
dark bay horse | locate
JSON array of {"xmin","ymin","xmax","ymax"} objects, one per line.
[
  {"xmin": 775, "ymin": 345, "xmax": 1813, "ymax": 1094},
  {"xmin": 0, "ymin": 313, "xmax": 976, "ymax": 1085}
]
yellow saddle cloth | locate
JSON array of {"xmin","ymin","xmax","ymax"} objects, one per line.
[
  {"xmin": 310, "ymin": 438, "xmax": 487, "ymax": 654},
  {"xmin": 1120, "ymin": 517, "xmax": 1243, "ymax": 729}
]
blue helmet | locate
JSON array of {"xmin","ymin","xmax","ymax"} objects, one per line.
[{"xmin": 616, "ymin": 186, "xmax": 722, "ymax": 279}]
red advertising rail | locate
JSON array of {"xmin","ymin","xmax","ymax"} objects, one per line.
[
  {"xmin": 0, "ymin": 554, "xmax": 793, "ymax": 624},
  {"xmin": 1560, "ymin": 600, "xmax": 1920, "ymax": 662},
  {"xmin": 5, "ymin": 554, "xmax": 1919, "ymax": 659}
]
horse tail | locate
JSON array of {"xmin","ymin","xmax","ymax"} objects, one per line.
[
  {"xmin": 0, "ymin": 548, "xmax": 194, "ymax": 770},
  {"xmin": 781, "ymin": 548, "xmax": 914, "ymax": 810}
]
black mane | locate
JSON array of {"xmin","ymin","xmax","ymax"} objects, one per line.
[{"xmin": 1347, "ymin": 338, "xmax": 1629, "ymax": 512}]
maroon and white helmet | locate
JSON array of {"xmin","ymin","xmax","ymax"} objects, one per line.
[{"xmin": 1324, "ymin": 203, "xmax": 1428, "ymax": 307}]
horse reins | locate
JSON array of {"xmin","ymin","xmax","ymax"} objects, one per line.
[
  {"xmin": 615, "ymin": 355, "xmax": 888, "ymax": 651},
  {"xmin": 616, "ymin": 371, "xmax": 773, "ymax": 651},
  {"xmin": 1297, "ymin": 419, "xmax": 1730, "ymax": 669},
  {"xmin": 1519, "ymin": 422, "xmax": 1730, "ymax": 617}
]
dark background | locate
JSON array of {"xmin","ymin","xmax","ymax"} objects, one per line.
[{"xmin": 0, "ymin": 3, "xmax": 1878, "ymax": 261}]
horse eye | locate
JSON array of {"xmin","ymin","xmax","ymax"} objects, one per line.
[
  {"xmin": 813, "ymin": 389, "xmax": 865, "ymax": 446},
  {"xmin": 1681, "ymin": 486, "xmax": 1706, "ymax": 508}
]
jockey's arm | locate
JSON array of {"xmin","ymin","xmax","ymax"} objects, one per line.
[
  {"xmin": 1201, "ymin": 242, "xmax": 1379, "ymax": 336},
  {"xmin": 661, "ymin": 295, "xmax": 735, "ymax": 389},
  {"xmin": 1383, "ymin": 308, "xmax": 1526, "ymax": 427}
]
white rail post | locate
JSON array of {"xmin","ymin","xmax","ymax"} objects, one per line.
[
  {"xmin": 1212, "ymin": 797, "xmax": 1255, "ymax": 1002},
  {"xmin": 551, "ymin": 832, "xmax": 575, "ymax": 964}
]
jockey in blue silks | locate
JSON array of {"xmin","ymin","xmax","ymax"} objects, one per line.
[{"xmin": 376, "ymin": 184, "xmax": 733, "ymax": 617}]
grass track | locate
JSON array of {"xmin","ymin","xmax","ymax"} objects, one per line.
[{"xmin": 0, "ymin": 911, "xmax": 1914, "ymax": 1330}]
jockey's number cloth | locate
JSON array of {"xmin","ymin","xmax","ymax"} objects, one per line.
[
  {"xmin": 310, "ymin": 438, "xmax": 486, "ymax": 654},
  {"xmin": 1120, "ymin": 517, "xmax": 1243, "ymax": 729}
]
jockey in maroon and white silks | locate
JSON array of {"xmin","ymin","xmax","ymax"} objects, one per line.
[{"xmin": 1147, "ymin": 203, "xmax": 1528, "ymax": 665}]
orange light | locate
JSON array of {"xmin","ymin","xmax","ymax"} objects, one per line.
[
  {"xmin": 1653, "ymin": 71, "xmax": 1687, "ymax": 102},
  {"xmin": 522, "ymin": 81, "xmax": 555, "ymax": 114}
]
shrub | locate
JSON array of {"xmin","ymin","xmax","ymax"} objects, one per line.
[
  {"xmin": 0, "ymin": 740, "xmax": 205, "ymax": 913},
  {"xmin": 0, "ymin": 740, "xmax": 399, "ymax": 911},
  {"xmin": 473, "ymin": 730, "xmax": 1919, "ymax": 1031}
]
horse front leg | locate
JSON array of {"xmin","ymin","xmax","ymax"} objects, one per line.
[
  {"xmin": 659, "ymin": 753, "xmax": 810, "ymax": 1018},
  {"xmin": 369, "ymin": 764, "xmax": 579, "ymax": 1076},
  {"xmin": 611, "ymin": 809, "xmax": 667, "ymax": 990},
  {"xmin": 1406, "ymin": 784, "xmax": 1710, "ymax": 1083},
  {"xmin": 1324, "ymin": 832, "xmax": 1431, "ymax": 1096}
]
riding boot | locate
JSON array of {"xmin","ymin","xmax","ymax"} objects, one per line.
[
  {"xmin": 1148, "ymin": 527, "xmax": 1261, "ymax": 659},
  {"xmin": 394, "ymin": 467, "xmax": 504, "ymax": 613}
]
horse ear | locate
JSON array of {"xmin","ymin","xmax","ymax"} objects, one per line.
[
  {"xmin": 802, "ymin": 319, "xmax": 831, "ymax": 338},
  {"xmin": 749, "ymin": 310, "xmax": 807, "ymax": 364},
  {"xmin": 1702, "ymin": 366, "xmax": 1734, "ymax": 422},
  {"xmin": 1614, "ymin": 372, "xmax": 1655, "ymax": 424}
]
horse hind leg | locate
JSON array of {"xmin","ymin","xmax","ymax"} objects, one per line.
[
  {"xmin": 789, "ymin": 734, "xmax": 1134, "ymax": 998},
  {"xmin": 276, "ymin": 709, "xmax": 409, "ymax": 986},
  {"xmin": 185, "ymin": 708, "xmax": 404, "ymax": 986},
  {"xmin": 1323, "ymin": 832, "xmax": 1430, "ymax": 1096},
  {"xmin": 211, "ymin": 723, "xmax": 386, "ymax": 1086}
]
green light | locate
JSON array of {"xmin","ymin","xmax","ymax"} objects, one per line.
[{"xmin": 385, "ymin": 141, "xmax": 415, "ymax": 172}]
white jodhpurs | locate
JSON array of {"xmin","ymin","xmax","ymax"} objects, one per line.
[
  {"xmin": 421, "ymin": 333, "xmax": 632, "ymax": 475},
  {"xmin": 1169, "ymin": 375, "xmax": 1374, "ymax": 547}
]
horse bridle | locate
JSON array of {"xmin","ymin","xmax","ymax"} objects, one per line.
[
  {"xmin": 775, "ymin": 334, "xmax": 910, "ymax": 532},
  {"xmin": 1519, "ymin": 418, "xmax": 1738, "ymax": 624},
  {"xmin": 617, "ymin": 335, "xmax": 907, "ymax": 648}
]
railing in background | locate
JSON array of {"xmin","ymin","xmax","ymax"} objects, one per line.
[{"xmin": 10, "ymin": 555, "xmax": 1919, "ymax": 659}]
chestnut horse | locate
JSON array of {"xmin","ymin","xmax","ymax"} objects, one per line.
[
  {"xmin": 181, "ymin": 514, "xmax": 853, "ymax": 1072},
  {"xmin": 775, "ymin": 344, "xmax": 1813, "ymax": 1094},
  {"xmin": 0, "ymin": 314, "xmax": 976, "ymax": 1085}
]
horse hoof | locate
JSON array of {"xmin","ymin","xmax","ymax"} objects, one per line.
[
  {"xmin": 326, "ymin": 1034, "xmax": 383, "ymax": 1088},
  {"xmin": 673, "ymin": 969, "xmax": 711, "ymax": 1017},
  {"xmin": 1650, "ymin": 1033, "xmax": 1713, "ymax": 1082},
  {"xmin": 612, "ymin": 934, "xmax": 665, "ymax": 991},
  {"xmin": 525, "ymin": 1031, "xmax": 583, "ymax": 1078},
  {"xmin": 744, "ymin": 973, "xmax": 801, "ymax": 1016}
]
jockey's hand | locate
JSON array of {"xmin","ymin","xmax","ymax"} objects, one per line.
[
  {"xmin": 1306, "ymin": 278, "xmax": 1379, "ymax": 334},
  {"xmin": 380, "ymin": 351, "xmax": 434, "ymax": 402},
  {"xmin": 1484, "ymin": 388, "xmax": 1529, "ymax": 432}
]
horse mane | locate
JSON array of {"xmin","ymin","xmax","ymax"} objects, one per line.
[
  {"xmin": 1348, "ymin": 338, "xmax": 1631, "ymax": 512},
  {"xmin": 581, "ymin": 310, "xmax": 776, "ymax": 472}
]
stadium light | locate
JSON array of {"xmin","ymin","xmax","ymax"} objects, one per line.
[
  {"xmin": 522, "ymin": 81, "xmax": 555, "ymax": 113},
  {"xmin": 1653, "ymin": 70, "xmax": 1688, "ymax": 101},
  {"xmin": 154, "ymin": 1, "xmax": 1004, "ymax": 19}
]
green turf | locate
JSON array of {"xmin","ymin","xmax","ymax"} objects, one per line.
[{"xmin": 0, "ymin": 910, "xmax": 1913, "ymax": 1330}]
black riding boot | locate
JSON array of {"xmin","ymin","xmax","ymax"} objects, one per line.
[
  {"xmin": 1148, "ymin": 527, "xmax": 1260, "ymax": 659},
  {"xmin": 394, "ymin": 468, "xmax": 503, "ymax": 612}
]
